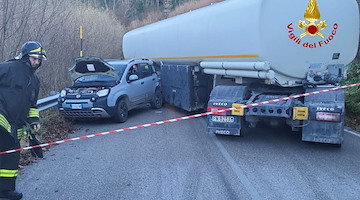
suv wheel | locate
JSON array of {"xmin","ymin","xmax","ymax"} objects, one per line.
[
  {"xmin": 113, "ymin": 99, "xmax": 128, "ymax": 123},
  {"xmin": 151, "ymin": 88, "xmax": 163, "ymax": 109}
]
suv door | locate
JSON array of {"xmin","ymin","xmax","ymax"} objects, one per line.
[
  {"xmin": 125, "ymin": 64, "xmax": 146, "ymax": 107},
  {"xmin": 137, "ymin": 63, "xmax": 158, "ymax": 102}
]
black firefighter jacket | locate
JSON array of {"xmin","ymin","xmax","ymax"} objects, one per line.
[{"xmin": 0, "ymin": 59, "xmax": 40, "ymax": 140}]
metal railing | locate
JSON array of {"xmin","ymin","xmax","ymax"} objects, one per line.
[{"xmin": 38, "ymin": 92, "xmax": 59, "ymax": 112}]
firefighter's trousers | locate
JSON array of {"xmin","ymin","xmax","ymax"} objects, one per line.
[{"xmin": 0, "ymin": 127, "xmax": 20, "ymax": 192}]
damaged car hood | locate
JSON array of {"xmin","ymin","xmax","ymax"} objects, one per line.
[{"xmin": 69, "ymin": 56, "xmax": 119, "ymax": 81}]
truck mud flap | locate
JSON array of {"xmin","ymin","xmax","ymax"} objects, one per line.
[
  {"xmin": 207, "ymin": 85, "xmax": 249, "ymax": 136},
  {"xmin": 302, "ymin": 88, "xmax": 344, "ymax": 144}
]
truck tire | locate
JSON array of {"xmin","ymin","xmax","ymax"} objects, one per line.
[
  {"xmin": 113, "ymin": 99, "xmax": 128, "ymax": 123},
  {"xmin": 151, "ymin": 88, "xmax": 163, "ymax": 109}
]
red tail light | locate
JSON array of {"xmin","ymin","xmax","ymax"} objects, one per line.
[
  {"xmin": 316, "ymin": 112, "xmax": 341, "ymax": 122},
  {"xmin": 207, "ymin": 106, "xmax": 227, "ymax": 115}
]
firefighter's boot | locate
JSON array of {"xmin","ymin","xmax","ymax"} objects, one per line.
[{"xmin": 0, "ymin": 190, "xmax": 23, "ymax": 200}]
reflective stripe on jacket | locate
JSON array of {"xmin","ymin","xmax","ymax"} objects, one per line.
[
  {"xmin": 0, "ymin": 113, "xmax": 11, "ymax": 133},
  {"xmin": 0, "ymin": 169, "xmax": 18, "ymax": 178},
  {"xmin": 28, "ymin": 108, "xmax": 39, "ymax": 118}
]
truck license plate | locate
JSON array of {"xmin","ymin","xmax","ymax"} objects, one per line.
[
  {"xmin": 70, "ymin": 104, "xmax": 83, "ymax": 109},
  {"xmin": 211, "ymin": 116, "xmax": 236, "ymax": 123}
]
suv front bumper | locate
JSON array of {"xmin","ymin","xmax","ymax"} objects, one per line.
[{"xmin": 58, "ymin": 97, "xmax": 115, "ymax": 119}]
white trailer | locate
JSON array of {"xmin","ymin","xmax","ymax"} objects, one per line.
[{"xmin": 123, "ymin": 0, "xmax": 360, "ymax": 145}]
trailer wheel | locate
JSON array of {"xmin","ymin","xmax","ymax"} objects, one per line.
[
  {"xmin": 151, "ymin": 88, "xmax": 163, "ymax": 109},
  {"xmin": 113, "ymin": 99, "xmax": 128, "ymax": 123}
]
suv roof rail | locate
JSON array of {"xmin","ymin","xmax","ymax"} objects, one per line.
[{"xmin": 129, "ymin": 58, "xmax": 150, "ymax": 63}]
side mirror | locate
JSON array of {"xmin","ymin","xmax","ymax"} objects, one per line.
[{"xmin": 129, "ymin": 74, "xmax": 139, "ymax": 82}]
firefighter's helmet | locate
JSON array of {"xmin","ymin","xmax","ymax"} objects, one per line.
[{"xmin": 18, "ymin": 41, "xmax": 47, "ymax": 60}]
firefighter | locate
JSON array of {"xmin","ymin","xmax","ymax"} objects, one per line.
[{"xmin": 0, "ymin": 41, "xmax": 46, "ymax": 200}]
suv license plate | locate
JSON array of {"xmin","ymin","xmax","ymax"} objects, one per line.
[
  {"xmin": 70, "ymin": 104, "xmax": 83, "ymax": 109},
  {"xmin": 211, "ymin": 116, "xmax": 236, "ymax": 123}
]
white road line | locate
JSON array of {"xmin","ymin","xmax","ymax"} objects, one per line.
[
  {"xmin": 344, "ymin": 128, "xmax": 360, "ymax": 138},
  {"xmin": 200, "ymin": 119, "xmax": 261, "ymax": 199}
]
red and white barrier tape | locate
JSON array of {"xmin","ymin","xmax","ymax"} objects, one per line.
[{"xmin": 1, "ymin": 83, "xmax": 359, "ymax": 155}]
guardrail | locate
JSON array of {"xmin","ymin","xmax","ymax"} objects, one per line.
[{"xmin": 38, "ymin": 92, "xmax": 59, "ymax": 112}]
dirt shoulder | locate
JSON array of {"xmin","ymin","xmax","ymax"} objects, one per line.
[{"xmin": 19, "ymin": 110, "xmax": 74, "ymax": 167}]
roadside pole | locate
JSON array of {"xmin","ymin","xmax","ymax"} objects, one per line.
[{"xmin": 80, "ymin": 26, "xmax": 83, "ymax": 57}]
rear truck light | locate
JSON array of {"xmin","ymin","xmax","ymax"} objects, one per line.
[
  {"xmin": 207, "ymin": 106, "xmax": 227, "ymax": 116},
  {"xmin": 208, "ymin": 104, "xmax": 244, "ymax": 116},
  {"xmin": 316, "ymin": 112, "xmax": 341, "ymax": 122}
]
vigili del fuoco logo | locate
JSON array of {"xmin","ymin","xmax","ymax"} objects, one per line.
[{"xmin": 287, "ymin": 0, "xmax": 338, "ymax": 48}]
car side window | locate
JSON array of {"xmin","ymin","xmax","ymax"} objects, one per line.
[
  {"xmin": 138, "ymin": 64, "xmax": 153, "ymax": 79},
  {"xmin": 127, "ymin": 65, "xmax": 139, "ymax": 81}
]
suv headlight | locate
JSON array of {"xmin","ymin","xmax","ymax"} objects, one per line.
[
  {"xmin": 97, "ymin": 89, "xmax": 110, "ymax": 97},
  {"xmin": 60, "ymin": 89, "xmax": 67, "ymax": 97}
]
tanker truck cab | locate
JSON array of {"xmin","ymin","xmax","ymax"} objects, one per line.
[{"xmin": 122, "ymin": 0, "xmax": 359, "ymax": 146}]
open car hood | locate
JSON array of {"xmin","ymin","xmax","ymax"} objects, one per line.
[{"xmin": 69, "ymin": 56, "xmax": 119, "ymax": 81}]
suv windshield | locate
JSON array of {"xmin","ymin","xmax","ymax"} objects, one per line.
[
  {"xmin": 74, "ymin": 74, "xmax": 117, "ymax": 87},
  {"xmin": 110, "ymin": 63, "xmax": 127, "ymax": 77},
  {"xmin": 73, "ymin": 62, "xmax": 127, "ymax": 87}
]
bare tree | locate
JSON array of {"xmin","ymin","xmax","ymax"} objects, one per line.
[
  {"xmin": 0, "ymin": 0, "xmax": 17, "ymax": 60},
  {"xmin": 0, "ymin": 0, "xmax": 125, "ymax": 96}
]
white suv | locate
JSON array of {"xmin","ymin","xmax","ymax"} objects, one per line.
[{"xmin": 58, "ymin": 56, "xmax": 162, "ymax": 122}]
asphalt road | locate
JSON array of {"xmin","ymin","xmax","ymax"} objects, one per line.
[{"xmin": 17, "ymin": 105, "xmax": 360, "ymax": 200}]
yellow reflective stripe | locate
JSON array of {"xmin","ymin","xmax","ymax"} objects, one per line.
[
  {"xmin": 17, "ymin": 128, "xmax": 25, "ymax": 139},
  {"xmin": 0, "ymin": 114, "xmax": 11, "ymax": 133},
  {"xmin": 0, "ymin": 169, "xmax": 18, "ymax": 177},
  {"xmin": 29, "ymin": 47, "xmax": 41, "ymax": 53},
  {"xmin": 28, "ymin": 108, "xmax": 39, "ymax": 118},
  {"xmin": 149, "ymin": 54, "xmax": 259, "ymax": 60}
]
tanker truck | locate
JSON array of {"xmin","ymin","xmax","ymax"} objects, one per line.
[{"xmin": 122, "ymin": 0, "xmax": 359, "ymax": 145}]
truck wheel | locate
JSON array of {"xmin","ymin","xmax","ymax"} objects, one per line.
[
  {"xmin": 113, "ymin": 99, "xmax": 128, "ymax": 123},
  {"xmin": 151, "ymin": 88, "xmax": 163, "ymax": 109}
]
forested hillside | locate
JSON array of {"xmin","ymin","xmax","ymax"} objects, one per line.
[{"xmin": 81, "ymin": 0, "xmax": 192, "ymax": 26}]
